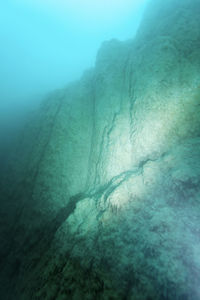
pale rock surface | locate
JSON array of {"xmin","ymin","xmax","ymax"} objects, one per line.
[{"xmin": 0, "ymin": 0, "xmax": 200, "ymax": 299}]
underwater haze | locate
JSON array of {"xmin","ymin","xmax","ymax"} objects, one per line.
[{"xmin": 0, "ymin": 0, "xmax": 147, "ymax": 117}]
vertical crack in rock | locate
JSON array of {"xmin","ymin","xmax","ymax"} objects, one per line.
[
  {"xmin": 29, "ymin": 97, "xmax": 64, "ymax": 197},
  {"xmin": 94, "ymin": 125, "xmax": 108, "ymax": 186},
  {"xmin": 86, "ymin": 78, "xmax": 97, "ymax": 188}
]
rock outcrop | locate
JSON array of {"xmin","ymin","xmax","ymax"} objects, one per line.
[{"xmin": 1, "ymin": 0, "xmax": 200, "ymax": 299}]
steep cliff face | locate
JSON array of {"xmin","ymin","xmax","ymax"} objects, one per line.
[{"xmin": 1, "ymin": 0, "xmax": 200, "ymax": 299}]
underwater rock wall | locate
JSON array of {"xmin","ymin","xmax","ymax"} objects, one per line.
[{"xmin": 1, "ymin": 0, "xmax": 200, "ymax": 299}]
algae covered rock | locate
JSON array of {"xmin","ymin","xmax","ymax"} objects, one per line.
[{"xmin": 0, "ymin": 0, "xmax": 200, "ymax": 299}]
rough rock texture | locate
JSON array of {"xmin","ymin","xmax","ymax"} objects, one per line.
[{"xmin": 1, "ymin": 0, "xmax": 200, "ymax": 299}]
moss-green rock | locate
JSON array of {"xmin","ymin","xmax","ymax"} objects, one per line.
[{"xmin": 1, "ymin": 0, "xmax": 200, "ymax": 299}]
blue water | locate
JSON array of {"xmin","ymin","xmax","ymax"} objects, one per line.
[{"xmin": 0, "ymin": 0, "xmax": 147, "ymax": 115}]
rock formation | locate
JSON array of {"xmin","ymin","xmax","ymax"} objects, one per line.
[{"xmin": 1, "ymin": 0, "xmax": 200, "ymax": 299}]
